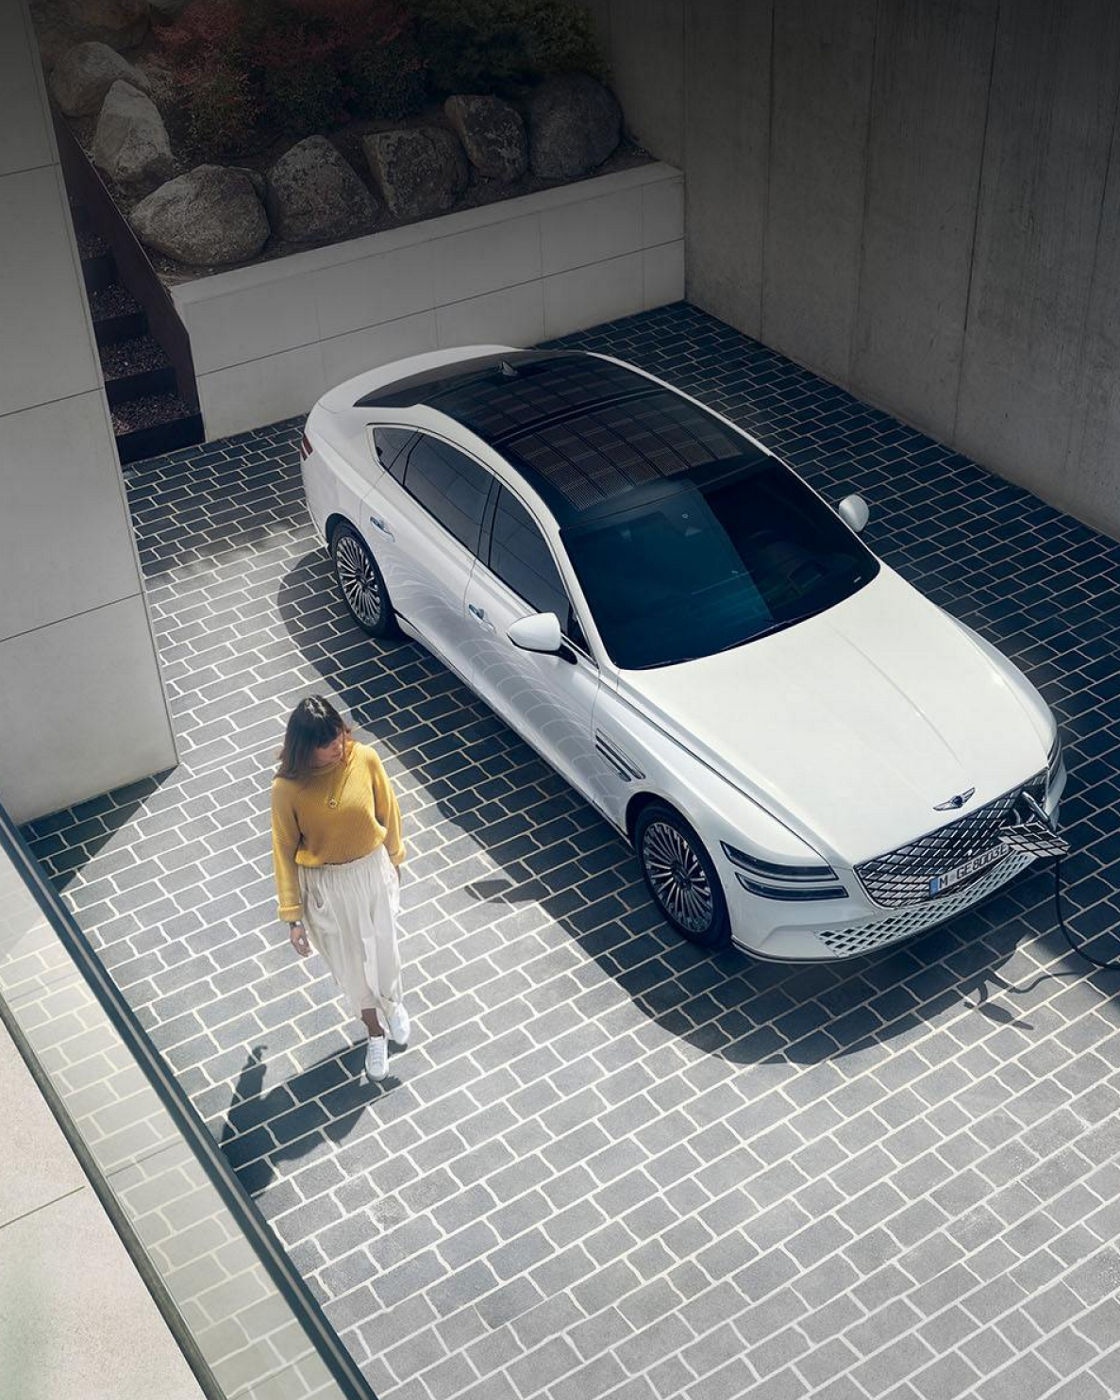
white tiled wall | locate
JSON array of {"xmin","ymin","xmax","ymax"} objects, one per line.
[
  {"xmin": 173, "ymin": 163, "xmax": 685, "ymax": 439},
  {"xmin": 0, "ymin": 0, "xmax": 176, "ymax": 823}
]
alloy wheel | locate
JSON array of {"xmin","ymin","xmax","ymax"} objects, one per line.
[
  {"xmin": 334, "ymin": 533, "xmax": 382, "ymax": 628},
  {"xmin": 641, "ymin": 820, "xmax": 715, "ymax": 934}
]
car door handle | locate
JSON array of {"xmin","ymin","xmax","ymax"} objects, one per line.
[
  {"xmin": 368, "ymin": 514, "xmax": 394, "ymax": 540},
  {"xmin": 468, "ymin": 603, "xmax": 495, "ymax": 631}
]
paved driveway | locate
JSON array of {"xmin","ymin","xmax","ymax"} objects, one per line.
[{"xmin": 26, "ymin": 304, "xmax": 1120, "ymax": 1400}]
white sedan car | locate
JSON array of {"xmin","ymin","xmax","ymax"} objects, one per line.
[{"xmin": 299, "ymin": 345, "xmax": 1065, "ymax": 960}]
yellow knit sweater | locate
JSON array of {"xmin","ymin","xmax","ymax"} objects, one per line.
[{"xmin": 270, "ymin": 741, "xmax": 406, "ymax": 922}]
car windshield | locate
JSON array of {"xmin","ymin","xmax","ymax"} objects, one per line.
[{"xmin": 561, "ymin": 458, "xmax": 879, "ymax": 669}]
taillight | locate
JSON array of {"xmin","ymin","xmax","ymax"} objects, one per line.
[{"xmin": 300, "ymin": 432, "xmax": 313, "ymax": 459}]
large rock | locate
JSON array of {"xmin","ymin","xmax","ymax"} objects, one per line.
[
  {"xmin": 131, "ymin": 166, "xmax": 269, "ymax": 266},
  {"xmin": 267, "ymin": 136, "xmax": 376, "ymax": 244},
  {"xmin": 50, "ymin": 41, "xmax": 151, "ymax": 116},
  {"xmin": 31, "ymin": 0, "xmax": 149, "ymax": 66},
  {"xmin": 92, "ymin": 80, "xmax": 173, "ymax": 189},
  {"xmin": 526, "ymin": 73, "xmax": 621, "ymax": 180},
  {"xmin": 444, "ymin": 95, "xmax": 527, "ymax": 183},
  {"xmin": 363, "ymin": 127, "xmax": 468, "ymax": 221}
]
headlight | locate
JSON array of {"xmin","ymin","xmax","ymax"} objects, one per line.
[{"xmin": 721, "ymin": 842, "xmax": 847, "ymax": 902}]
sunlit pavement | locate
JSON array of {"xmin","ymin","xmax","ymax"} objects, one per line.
[{"xmin": 27, "ymin": 303, "xmax": 1120, "ymax": 1400}]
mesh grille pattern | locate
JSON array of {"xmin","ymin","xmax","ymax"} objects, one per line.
[
  {"xmin": 817, "ymin": 849, "xmax": 1035, "ymax": 957},
  {"xmin": 856, "ymin": 778, "xmax": 1044, "ymax": 909}
]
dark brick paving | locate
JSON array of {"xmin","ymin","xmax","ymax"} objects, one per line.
[{"xmin": 25, "ymin": 303, "xmax": 1120, "ymax": 1400}]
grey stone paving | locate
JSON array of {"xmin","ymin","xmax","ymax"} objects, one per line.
[{"xmin": 25, "ymin": 303, "xmax": 1120, "ymax": 1399}]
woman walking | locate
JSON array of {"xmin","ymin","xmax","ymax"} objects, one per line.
[{"xmin": 271, "ymin": 696, "xmax": 407, "ymax": 1082}]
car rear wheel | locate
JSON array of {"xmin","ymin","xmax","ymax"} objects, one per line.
[
  {"xmin": 331, "ymin": 523, "xmax": 398, "ymax": 638},
  {"xmin": 635, "ymin": 803, "xmax": 730, "ymax": 951}
]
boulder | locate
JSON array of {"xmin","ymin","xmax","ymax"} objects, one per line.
[
  {"xmin": 231, "ymin": 166, "xmax": 267, "ymax": 201},
  {"xmin": 526, "ymin": 73, "xmax": 621, "ymax": 180},
  {"xmin": 50, "ymin": 41, "xmax": 151, "ymax": 116},
  {"xmin": 31, "ymin": 0, "xmax": 149, "ymax": 66},
  {"xmin": 130, "ymin": 165, "xmax": 269, "ymax": 266},
  {"xmin": 92, "ymin": 80, "xmax": 173, "ymax": 189},
  {"xmin": 267, "ymin": 136, "xmax": 376, "ymax": 244},
  {"xmin": 444, "ymin": 95, "xmax": 527, "ymax": 183},
  {"xmin": 363, "ymin": 127, "xmax": 468, "ymax": 221}
]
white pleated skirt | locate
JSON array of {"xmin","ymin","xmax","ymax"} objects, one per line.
[{"xmin": 298, "ymin": 845, "xmax": 402, "ymax": 1018}]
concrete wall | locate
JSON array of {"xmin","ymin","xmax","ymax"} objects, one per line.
[
  {"xmin": 0, "ymin": 0, "xmax": 176, "ymax": 823},
  {"xmin": 589, "ymin": 0, "xmax": 1120, "ymax": 537},
  {"xmin": 173, "ymin": 162, "xmax": 684, "ymax": 441}
]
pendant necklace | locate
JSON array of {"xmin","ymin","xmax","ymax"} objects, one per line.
[{"xmin": 326, "ymin": 761, "xmax": 345, "ymax": 809}]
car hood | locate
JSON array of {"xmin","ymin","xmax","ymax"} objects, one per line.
[{"xmin": 620, "ymin": 568, "xmax": 1052, "ymax": 866}]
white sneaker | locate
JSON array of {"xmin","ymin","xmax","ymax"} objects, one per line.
[
  {"xmin": 387, "ymin": 1002, "xmax": 410, "ymax": 1047},
  {"xmin": 364, "ymin": 1035, "xmax": 388, "ymax": 1082}
]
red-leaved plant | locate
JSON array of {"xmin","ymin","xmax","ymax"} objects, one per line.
[{"xmin": 159, "ymin": 0, "xmax": 421, "ymax": 153}]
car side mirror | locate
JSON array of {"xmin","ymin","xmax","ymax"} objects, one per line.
[
  {"xmin": 508, "ymin": 611, "xmax": 563, "ymax": 654},
  {"xmin": 838, "ymin": 493, "xmax": 870, "ymax": 533}
]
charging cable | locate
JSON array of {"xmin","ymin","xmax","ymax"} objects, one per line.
[
  {"xmin": 1051, "ymin": 858, "xmax": 1120, "ymax": 970},
  {"xmin": 999, "ymin": 790, "xmax": 1120, "ymax": 971}
]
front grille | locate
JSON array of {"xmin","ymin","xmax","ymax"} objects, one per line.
[
  {"xmin": 856, "ymin": 776, "xmax": 1045, "ymax": 909},
  {"xmin": 819, "ymin": 849, "xmax": 1034, "ymax": 956}
]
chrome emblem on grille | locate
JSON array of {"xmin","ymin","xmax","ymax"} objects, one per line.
[{"xmin": 933, "ymin": 787, "xmax": 975, "ymax": 811}]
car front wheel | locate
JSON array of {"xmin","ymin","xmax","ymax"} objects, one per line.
[
  {"xmin": 331, "ymin": 523, "xmax": 398, "ymax": 638},
  {"xmin": 635, "ymin": 803, "xmax": 730, "ymax": 951}
]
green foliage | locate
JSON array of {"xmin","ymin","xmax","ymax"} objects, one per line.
[
  {"xmin": 156, "ymin": 0, "xmax": 602, "ymax": 160},
  {"xmin": 345, "ymin": 29, "xmax": 429, "ymax": 121},
  {"xmin": 413, "ymin": 0, "xmax": 603, "ymax": 95},
  {"xmin": 262, "ymin": 62, "xmax": 344, "ymax": 135},
  {"xmin": 180, "ymin": 62, "xmax": 264, "ymax": 157}
]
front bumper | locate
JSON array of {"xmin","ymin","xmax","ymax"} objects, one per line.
[{"xmin": 726, "ymin": 768, "xmax": 1064, "ymax": 962}]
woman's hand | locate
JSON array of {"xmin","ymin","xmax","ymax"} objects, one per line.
[{"xmin": 289, "ymin": 921, "xmax": 310, "ymax": 957}]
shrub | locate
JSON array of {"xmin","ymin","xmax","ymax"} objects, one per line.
[
  {"xmin": 345, "ymin": 26, "xmax": 429, "ymax": 121},
  {"xmin": 181, "ymin": 62, "xmax": 264, "ymax": 155},
  {"xmin": 158, "ymin": 0, "xmax": 416, "ymax": 147},
  {"xmin": 413, "ymin": 0, "xmax": 603, "ymax": 95}
]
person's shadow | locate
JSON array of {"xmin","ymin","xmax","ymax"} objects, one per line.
[{"xmin": 219, "ymin": 1041, "xmax": 393, "ymax": 1197}]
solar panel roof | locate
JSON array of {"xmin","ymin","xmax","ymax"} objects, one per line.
[{"xmin": 358, "ymin": 350, "xmax": 763, "ymax": 521}]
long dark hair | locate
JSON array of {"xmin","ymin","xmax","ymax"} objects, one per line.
[{"xmin": 277, "ymin": 696, "xmax": 351, "ymax": 780}]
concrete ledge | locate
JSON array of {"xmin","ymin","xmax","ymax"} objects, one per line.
[{"xmin": 170, "ymin": 162, "xmax": 685, "ymax": 439}]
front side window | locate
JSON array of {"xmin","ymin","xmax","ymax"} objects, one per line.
[
  {"xmin": 488, "ymin": 489, "xmax": 588, "ymax": 650},
  {"xmin": 488, "ymin": 489, "xmax": 567, "ymax": 615},
  {"xmin": 401, "ymin": 434, "xmax": 491, "ymax": 553},
  {"xmin": 562, "ymin": 459, "xmax": 879, "ymax": 669}
]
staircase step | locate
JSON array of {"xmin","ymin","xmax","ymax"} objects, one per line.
[
  {"xmin": 89, "ymin": 285, "xmax": 145, "ymax": 347},
  {"xmin": 81, "ymin": 235, "xmax": 116, "ymax": 292},
  {"xmin": 69, "ymin": 196, "xmax": 91, "ymax": 234},
  {"xmin": 105, "ymin": 366, "xmax": 178, "ymax": 406},
  {"xmin": 101, "ymin": 335, "xmax": 175, "ymax": 406},
  {"xmin": 95, "ymin": 310, "xmax": 148, "ymax": 347},
  {"xmin": 113, "ymin": 394, "xmax": 204, "ymax": 465}
]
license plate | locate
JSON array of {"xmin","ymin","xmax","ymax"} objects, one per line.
[{"xmin": 928, "ymin": 844, "xmax": 1005, "ymax": 896}]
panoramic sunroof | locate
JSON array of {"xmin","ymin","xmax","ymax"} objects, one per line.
[
  {"xmin": 503, "ymin": 389, "xmax": 751, "ymax": 513},
  {"xmin": 422, "ymin": 353, "xmax": 650, "ymax": 442},
  {"xmin": 359, "ymin": 350, "xmax": 760, "ymax": 518}
]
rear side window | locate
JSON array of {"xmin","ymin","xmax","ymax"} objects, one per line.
[
  {"xmin": 402, "ymin": 434, "xmax": 492, "ymax": 553},
  {"xmin": 372, "ymin": 427, "xmax": 415, "ymax": 481}
]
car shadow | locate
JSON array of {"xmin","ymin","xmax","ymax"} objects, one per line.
[{"xmin": 273, "ymin": 550, "xmax": 1120, "ymax": 1078}]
